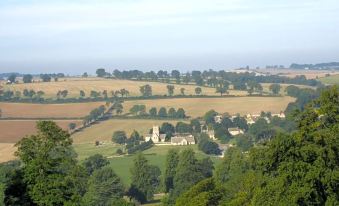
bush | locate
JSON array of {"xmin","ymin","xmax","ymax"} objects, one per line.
[
  {"xmin": 127, "ymin": 141, "xmax": 153, "ymax": 154},
  {"xmin": 198, "ymin": 138, "xmax": 221, "ymax": 155}
]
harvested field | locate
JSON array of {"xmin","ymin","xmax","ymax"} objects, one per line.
[
  {"xmin": 0, "ymin": 102, "xmax": 103, "ymax": 118},
  {"xmin": 0, "ymin": 120, "xmax": 82, "ymax": 143},
  {"xmin": 256, "ymin": 69, "xmax": 339, "ymax": 79},
  {"xmin": 72, "ymin": 119, "xmax": 184, "ymax": 144},
  {"xmin": 123, "ymin": 96, "xmax": 295, "ymax": 117},
  {"xmin": 0, "ymin": 143, "xmax": 16, "ymax": 163},
  {"xmin": 2, "ymin": 78, "xmax": 246, "ymax": 98}
]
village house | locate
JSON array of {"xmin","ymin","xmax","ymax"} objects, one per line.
[
  {"xmin": 171, "ymin": 134, "xmax": 195, "ymax": 145},
  {"xmin": 272, "ymin": 111, "xmax": 286, "ymax": 118},
  {"xmin": 245, "ymin": 114, "xmax": 260, "ymax": 124},
  {"xmin": 145, "ymin": 126, "xmax": 166, "ymax": 143},
  {"xmin": 214, "ymin": 115, "xmax": 223, "ymax": 124},
  {"xmin": 228, "ymin": 127, "xmax": 244, "ymax": 136},
  {"xmin": 201, "ymin": 125, "xmax": 216, "ymax": 140}
]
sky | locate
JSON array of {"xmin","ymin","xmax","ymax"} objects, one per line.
[{"xmin": 0, "ymin": 0, "xmax": 339, "ymax": 74}]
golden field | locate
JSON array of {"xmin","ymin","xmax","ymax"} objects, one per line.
[
  {"xmin": 2, "ymin": 78, "xmax": 229, "ymax": 98},
  {"xmin": 0, "ymin": 120, "xmax": 82, "ymax": 163},
  {"xmin": 0, "ymin": 120, "xmax": 82, "ymax": 143},
  {"xmin": 0, "ymin": 102, "xmax": 103, "ymax": 118},
  {"xmin": 123, "ymin": 96, "xmax": 295, "ymax": 117},
  {"xmin": 0, "ymin": 143, "xmax": 16, "ymax": 163},
  {"xmin": 72, "ymin": 119, "xmax": 184, "ymax": 144}
]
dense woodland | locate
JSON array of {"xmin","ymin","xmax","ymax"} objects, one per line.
[{"xmin": 0, "ymin": 86, "xmax": 337, "ymax": 205}]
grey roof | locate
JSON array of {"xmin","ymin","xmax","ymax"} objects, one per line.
[{"xmin": 171, "ymin": 135, "xmax": 195, "ymax": 143}]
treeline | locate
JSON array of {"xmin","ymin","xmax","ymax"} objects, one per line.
[
  {"xmin": 97, "ymin": 68, "xmax": 321, "ymax": 87},
  {"xmin": 129, "ymin": 105, "xmax": 187, "ymax": 119},
  {"xmin": 290, "ymin": 62, "xmax": 339, "ymax": 70},
  {"xmin": 167, "ymin": 86, "xmax": 339, "ymax": 205},
  {"xmin": 5, "ymin": 73, "xmax": 66, "ymax": 84}
]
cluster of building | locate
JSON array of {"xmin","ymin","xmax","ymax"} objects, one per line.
[
  {"xmin": 145, "ymin": 126, "xmax": 195, "ymax": 146},
  {"xmin": 144, "ymin": 111, "xmax": 286, "ymax": 146}
]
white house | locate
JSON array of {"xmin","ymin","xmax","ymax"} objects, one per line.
[
  {"xmin": 171, "ymin": 134, "xmax": 195, "ymax": 145},
  {"xmin": 272, "ymin": 111, "xmax": 286, "ymax": 118},
  {"xmin": 228, "ymin": 127, "xmax": 244, "ymax": 136},
  {"xmin": 145, "ymin": 126, "xmax": 166, "ymax": 143},
  {"xmin": 214, "ymin": 115, "xmax": 223, "ymax": 124}
]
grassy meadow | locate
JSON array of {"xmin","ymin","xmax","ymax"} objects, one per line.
[{"xmin": 73, "ymin": 143, "xmax": 222, "ymax": 185}]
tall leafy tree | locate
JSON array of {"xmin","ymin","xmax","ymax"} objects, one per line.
[
  {"xmin": 15, "ymin": 121, "xmax": 83, "ymax": 205},
  {"xmin": 129, "ymin": 153, "xmax": 161, "ymax": 203},
  {"xmin": 82, "ymin": 154, "xmax": 109, "ymax": 175},
  {"xmin": 167, "ymin": 85, "xmax": 175, "ymax": 96},
  {"xmin": 83, "ymin": 167, "xmax": 125, "ymax": 206},
  {"xmin": 171, "ymin": 149, "xmax": 205, "ymax": 200},
  {"xmin": 164, "ymin": 149, "xmax": 179, "ymax": 192}
]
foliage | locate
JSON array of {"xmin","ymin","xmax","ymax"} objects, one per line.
[
  {"xmin": 140, "ymin": 84, "xmax": 152, "ymax": 97},
  {"xmin": 198, "ymin": 136, "xmax": 221, "ymax": 155},
  {"xmin": 127, "ymin": 140, "xmax": 153, "ymax": 154},
  {"xmin": 82, "ymin": 154, "xmax": 109, "ymax": 175},
  {"xmin": 83, "ymin": 167, "xmax": 124, "ymax": 205},
  {"xmin": 15, "ymin": 121, "xmax": 84, "ymax": 205},
  {"xmin": 129, "ymin": 153, "xmax": 161, "ymax": 203},
  {"xmin": 112, "ymin": 131, "xmax": 127, "ymax": 145},
  {"xmin": 164, "ymin": 149, "xmax": 179, "ymax": 192}
]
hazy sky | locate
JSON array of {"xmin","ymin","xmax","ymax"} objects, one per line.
[{"xmin": 0, "ymin": 0, "xmax": 339, "ymax": 74}]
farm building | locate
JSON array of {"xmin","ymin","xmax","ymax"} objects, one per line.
[
  {"xmin": 228, "ymin": 127, "xmax": 244, "ymax": 136},
  {"xmin": 171, "ymin": 134, "xmax": 195, "ymax": 145}
]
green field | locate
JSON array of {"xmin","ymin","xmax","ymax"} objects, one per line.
[
  {"xmin": 73, "ymin": 143, "xmax": 222, "ymax": 185},
  {"xmin": 320, "ymin": 74, "xmax": 339, "ymax": 85}
]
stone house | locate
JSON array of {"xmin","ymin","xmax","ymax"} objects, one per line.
[
  {"xmin": 145, "ymin": 126, "xmax": 166, "ymax": 143},
  {"xmin": 228, "ymin": 127, "xmax": 244, "ymax": 136},
  {"xmin": 171, "ymin": 134, "xmax": 195, "ymax": 145}
]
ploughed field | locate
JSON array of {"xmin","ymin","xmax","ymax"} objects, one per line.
[
  {"xmin": 0, "ymin": 102, "xmax": 103, "ymax": 118},
  {"xmin": 0, "ymin": 120, "xmax": 82, "ymax": 162},
  {"xmin": 124, "ymin": 96, "xmax": 295, "ymax": 117}
]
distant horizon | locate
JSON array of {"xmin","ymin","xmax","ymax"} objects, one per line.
[{"xmin": 1, "ymin": 0, "xmax": 339, "ymax": 74}]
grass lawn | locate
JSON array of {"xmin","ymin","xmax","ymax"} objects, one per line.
[
  {"xmin": 73, "ymin": 143, "xmax": 222, "ymax": 186},
  {"xmin": 320, "ymin": 74, "xmax": 339, "ymax": 85}
]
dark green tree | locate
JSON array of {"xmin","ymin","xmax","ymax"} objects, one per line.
[
  {"xmin": 83, "ymin": 167, "xmax": 125, "ymax": 205},
  {"xmin": 167, "ymin": 85, "xmax": 175, "ymax": 96},
  {"xmin": 112, "ymin": 131, "xmax": 127, "ymax": 145},
  {"xmin": 15, "ymin": 121, "xmax": 83, "ymax": 205},
  {"xmin": 130, "ymin": 153, "xmax": 161, "ymax": 203},
  {"xmin": 164, "ymin": 149, "xmax": 179, "ymax": 192},
  {"xmin": 82, "ymin": 154, "xmax": 109, "ymax": 175}
]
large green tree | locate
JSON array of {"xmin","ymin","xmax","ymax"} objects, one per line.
[
  {"xmin": 15, "ymin": 121, "xmax": 84, "ymax": 205},
  {"xmin": 164, "ymin": 149, "xmax": 179, "ymax": 192},
  {"xmin": 129, "ymin": 153, "xmax": 161, "ymax": 203},
  {"xmin": 83, "ymin": 167, "xmax": 125, "ymax": 206}
]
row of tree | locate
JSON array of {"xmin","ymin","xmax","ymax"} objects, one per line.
[
  {"xmin": 96, "ymin": 68, "xmax": 320, "ymax": 87},
  {"xmin": 129, "ymin": 105, "xmax": 187, "ymax": 118},
  {"xmin": 6, "ymin": 73, "xmax": 66, "ymax": 84}
]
